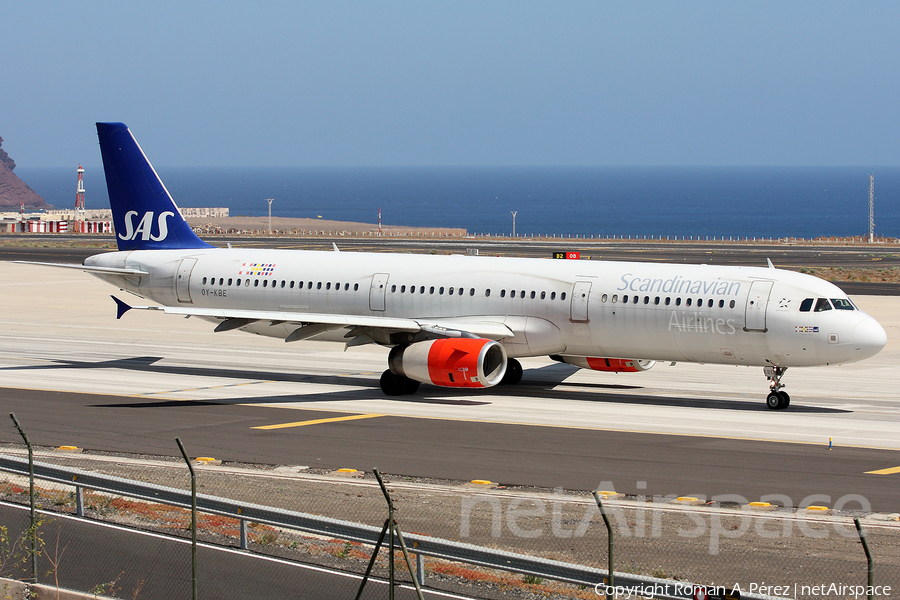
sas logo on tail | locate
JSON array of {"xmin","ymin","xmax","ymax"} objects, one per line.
[{"xmin": 118, "ymin": 211, "xmax": 175, "ymax": 241}]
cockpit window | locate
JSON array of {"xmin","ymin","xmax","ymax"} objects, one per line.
[
  {"xmin": 814, "ymin": 298, "xmax": 832, "ymax": 312},
  {"xmin": 799, "ymin": 298, "xmax": 814, "ymax": 312},
  {"xmin": 831, "ymin": 298, "xmax": 855, "ymax": 310}
]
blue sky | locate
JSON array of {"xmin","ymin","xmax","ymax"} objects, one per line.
[{"xmin": 3, "ymin": 2, "xmax": 899, "ymax": 167}]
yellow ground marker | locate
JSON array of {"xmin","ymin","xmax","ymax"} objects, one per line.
[
  {"xmin": 253, "ymin": 413, "xmax": 385, "ymax": 430},
  {"xmin": 865, "ymin": 465, "xmax": 900, "ymax": 475}
]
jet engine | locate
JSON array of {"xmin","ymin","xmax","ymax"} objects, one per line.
[
  {"xmin": 389, "ymin": 338, "xmax": 508, "ymax": 388},
  {"xmin": 550, "ymin": 355, "xmax": 656, "ymax": 372}
]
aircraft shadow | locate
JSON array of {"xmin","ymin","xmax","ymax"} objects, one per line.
[{"xmin": 12, "ymin": 354, "xmax": 849, "ymax": 414}]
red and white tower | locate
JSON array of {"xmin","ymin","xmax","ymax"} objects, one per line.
[{"xmin": 75, "ymin": 165, "xmax": 86, "ymax": 211}]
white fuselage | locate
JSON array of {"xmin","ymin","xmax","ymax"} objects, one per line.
[{"xmin": 85, "ymin": 248, "xmax": 886, "ymax": 369}]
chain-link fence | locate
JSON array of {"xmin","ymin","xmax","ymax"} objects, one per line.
[{"xmin": 1, "ymin": 436, "xmax": 897, "ymax": 600}]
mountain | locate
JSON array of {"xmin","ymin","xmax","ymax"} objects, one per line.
[{"xmin": 0, "ymin": 135, "xmax": 49, "ymax": 209}]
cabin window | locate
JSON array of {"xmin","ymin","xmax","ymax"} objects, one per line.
[
  {"xmin": 831, "ymin": 298, "xmax": 854, "ymax": 310},
  {"xmin": 686, "ymin": 298, "xmax": 692, "ymax": 306},
  {"xmin": 308, "ymin": 281, "xmax": 313, "ymax": 289},
  {"xmin": 643, "ymin": 296, "xmax": 649, "ymax": 304},
  {"xmin": 317, "ymin": 282, "xmax": 322, "ymax": 290},
  {"xmin": 611, "ymin": 294, "xmax": 618, "ymax": 303},
  {"xmin": 409, "ymin": 285, "xmax": 415, "ymax": 294},
  {"xmin": 326, "ymin": 282, "xmax": 332, "ymax": 290},
  {"xmin": 718, "ymin": 299, "xmax": 724, "ymax": 308},
  {"xmin": 459, "ymin": 288, "xmax": 465, "ymax": 296},
  {"xmin": 708, "ymin": 299, "xmax": 713, "ymax": 308},
  {"xmin": 800, "ymin": 298, "xmax": 813, "ymax": 312},
  {"xmin": 254, "ymin": 279, "xmax": 260, "ymax": 287},
  {"xmin": 391, "ymin": 285, "xmax": 396, "ymax": 293},
  {"xmin": 520, "ymin": 290, "xmax": 526, "ymax": 299},
  {"xmin": 354, "ymin": 283, "xmax": 360, "ymax": 291},
  {"xmin": 541, "ymin": 291, "xmax": 547, "ymax": 300},
  {"xmin": 815, "ymin": 298, "xmax": 832, "ymax": 312},
  {"xmin": 439, "ymin": 287, "xmax": 445, "ymax": 295},
  {"xmin": 665, "ymin": 297, "xmax": 671, "ymax": 305},
  {"xmin": 449, "ymin": 287, "xmax": 454, "ymax": 295},
  {"xmin": 429, "ymin": 286, "xmax": 435, "ymax": 294},
  {"xmin": 530, "ymin": 291, "xmax": 536, "ymax": 299},
  {"xmin": 202, "ymin": 277, "xmax": 208, "ymax": 285},
  {"xmin": 470, "ymin": 288, "xmax": 475, "ymax": 296},
  {"xmin": 500, "ymin": 289, "xmax": 506, "ymax": 298},
  {"xmin": 654, "ymin": 296, "xmax": 660, "ymax": 305},
  {"xmin": 485, "ymin": 289, "xmax": 491, "ymax": 297},
  {"xmin": 623, "ymin": 295, "xmax": 629, "ymax": 304},
  {"xmin": 228, "ymin": 278, "xmax": 233, "ymax": 286},
  {"xmin": 675, "ymin": 297, "xmax": 681, "ymax": 306},
  {"xmin": 400, "ymin": 285, "xmax": 406, "ymax": 293},
  {"xmin": 419, "ymin": 286, "xmax": 425, "ymax": 294},
  {"xmin": 510, "ymin": 290, "xmax": 516, "ymax": 298},
  {"xmin": 280, "ymin": 280, "xmax": 286, "ymax": 288},
  {"xmin": 729, "ymin": 300, "xmax": 735, "ymax": 308},
  {"xmin": 551, "ymin": 292, "xmax": 556, "ymax": 300},
  {"xmin": 289, "ymin": 281, "xmax": 294, "ymax": 289},
  {"xmin": 245, "ymin": 279, "xmax": 250, "ymax": 287},
  {"xmin": 335, "ymin": 282, "xmax": 340, "ymax": 290},
  {"xmin": 601, "ymin": 294, "xmax": 608, "ymax": 302},
  {"xmin": 561, "ymin": 292, "xmax": 567, "ymax": 301}
]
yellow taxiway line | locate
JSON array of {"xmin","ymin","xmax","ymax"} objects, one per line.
[
  {"xmin": 866, "ymin": 465, "xmax": 900, "ymax": 475},
  {"xmin": 252, "ymin": 413, "xmax": 385, "ymax": 430}
]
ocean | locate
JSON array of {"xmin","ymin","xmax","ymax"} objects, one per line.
[{"xmin": 15, "ymin": 166, "xmax": 899, "ymax": 239}]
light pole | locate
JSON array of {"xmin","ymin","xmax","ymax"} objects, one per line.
[
  {"xmin": 266, "ymin": 198, "xmax": 274, "ymax": 234},
  {"xmin": 510, "ymin": 211, "xmax": 517, "ymax": 238}
]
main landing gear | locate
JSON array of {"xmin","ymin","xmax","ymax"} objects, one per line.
[
  {"xmin": 500, "ymin": 358, "xmax": 523, "ymax": 385},
  {"xmin": 380, "ymin": 370, "xmax": 420, "ymax": 396},
  {"xmin": 764, "ymin": 365, "xmax": 790, "ymax": 410}
]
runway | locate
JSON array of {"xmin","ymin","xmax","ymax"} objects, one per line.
[{"xmin": 2, "ymin": 260, "xmax": 900, "ymax": 511}]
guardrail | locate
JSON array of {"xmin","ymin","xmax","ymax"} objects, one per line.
[{"xmin": 0, "ymin": 453, "xmax": 780, "ymax": 600}]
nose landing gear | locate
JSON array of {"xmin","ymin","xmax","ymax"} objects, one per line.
[{"xmin": 764, "ymin": 365, "xmax": 790, "ymax": 410}]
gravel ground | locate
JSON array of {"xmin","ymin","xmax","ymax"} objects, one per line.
[{"xmin": 1, "ymin": 445, "xmax": 898, "ymax": 599}]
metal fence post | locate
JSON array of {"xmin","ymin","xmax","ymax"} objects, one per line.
[
  {"xmin": 854, "ymin": 517, "xmax": 874, "ymax": 600},
  {"xmin": 240, "ymin": 518, "xmax": 248, "ymax": 550},
  {"xmin": 9, "ymin": 413, "xmax": 37, "ymax": 583},
  {"xmin": 75, "ymin": 484, "xmax": 84, "ymax": 517},
  {"xmin": 416, "ymin": 545, "xmax": 424, "ymax": 587},
  {"xmin": 176, "ymin": 437, "xmax": 198, "ymax": 600},
  {"xmin": 592, "ymin": 491, "xmax": 614, "ymax": 591},
  {"xmin": 354, "ymin": 468, "xmax": 425, "ymax": 600}
]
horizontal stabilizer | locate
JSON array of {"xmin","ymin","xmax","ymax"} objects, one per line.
[{"xmin": 12, "ymin": 261, "xmax": 149, "ymax": 276}]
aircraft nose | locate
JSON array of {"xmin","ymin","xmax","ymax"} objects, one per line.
[{"xmin": 853, "ymin": 316, "xmax": 887, "ymax": 360}]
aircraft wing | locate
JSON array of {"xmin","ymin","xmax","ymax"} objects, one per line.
[{"xmin": 110, "ymin": 296, "xmax": 514, "ymax": 342}]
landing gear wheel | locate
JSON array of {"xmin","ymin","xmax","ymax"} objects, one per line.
[
  {"xmin": 500, "ymin": 358, "xmax": 523, "ymax": 385},
  {"xmin": 765, "ymin": 390, "xmax": 791, "ymax": 410},
  {"xmin": 380, "ymin": 370, "xmax": 420, "ymax": 396},
  {"xmin": 402, "ymin": 377, "xmax": 420, "ymax": 395},
  {"xmin": 778, "ymin": 391, "xmax": 790, "ymax": 409},
  {"xmin": 380, "ymin": 370, "xmax": 403, "ymax": 396}
]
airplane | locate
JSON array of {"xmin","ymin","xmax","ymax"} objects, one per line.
[{"xmin": 20, "ymin": 122, "xmax": 887, "ymax": 409}]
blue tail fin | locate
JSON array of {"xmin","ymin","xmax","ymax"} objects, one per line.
[{"xmin": 97, "ymin": 122, "xmax": 213, "ymax": 251}]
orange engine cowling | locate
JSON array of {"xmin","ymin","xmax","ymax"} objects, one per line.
[
  {"xmin": 389, "ymin": 338, "xmax": 508, "ymax": 388},
  {"xmin": 553, "ymin": 355, "xmax": 656, "ymax": 372}
]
